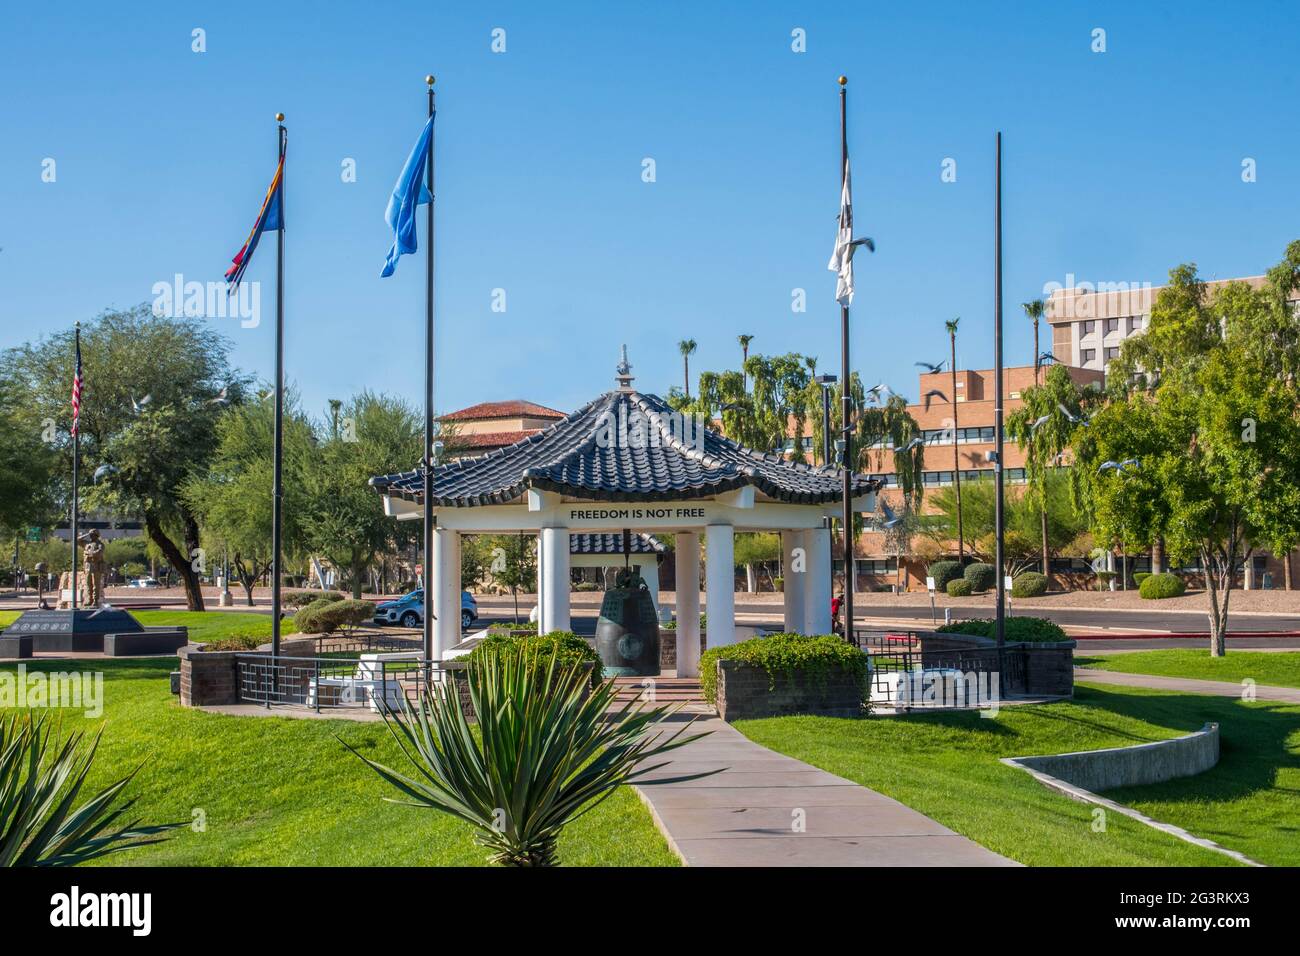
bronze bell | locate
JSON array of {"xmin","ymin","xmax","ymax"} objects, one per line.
[{"xmin": 594, "ymin": 567, "xmax": 661, "ymax": 677}]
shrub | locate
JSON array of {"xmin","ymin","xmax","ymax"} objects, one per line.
[
  {"xmin": 946, "ymin": 578, "xmax": 974, "ymax": 597},
  {"xmin": 203, "ymin": 633, "xmax": 263, "ymax": 652},
  {"xmin": 471, "ymin": 630, "xmax": 603, "ymax": 687},
  {"xmin": 1139, "ymin": 573, "xmax": 1186, "ymax": 600},
  {"xmin": 312, "ymin": 599, "xmax": 375, "ymax": 633},
  {"xmin": 572, "ymin": 582, "xmax": 600, "ymax": 592},
  {"xmin": 294, "ymin": 595, "xmax": 356, "ymax": 634},
  {"xmin": 284, "ymin": 590, "xmax": 344, "ymax": 609},
  {"xmin": 1011, "ymin": 572, "xmax": 1049, "ymax": 598},
  {"xmin": 1095, "ymin": 570, "xmax": 1116, "ymax": 590},
  {"xmin": 963, "ymin": 562, "xmax": 996, "ymax": 592},
  {"xmin": 936, "ymin": 616, "xmax": 1068, "ymax": 642},
  {"xmin": 1133, "ymin": 572, "xmax": 1151, "ymax": 586},
  {"xmin": 927, "ymin": 560, "xmax": 963, "ymax": 592},
  {"xmin": 346, "ymin": 639, "xmax": 706, "ymax": 866},
  {"xmin": 698, "ymin": 633, "xmax": 870, "ymax": 708}
]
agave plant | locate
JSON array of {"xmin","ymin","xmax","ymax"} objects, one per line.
[
  {"xmin": 1, "ymin": 712, "xmax": 180, "ymax": 866},
  {"xmin": 345, "ymin": 644, "xmax": 712, "ymax": 866}
]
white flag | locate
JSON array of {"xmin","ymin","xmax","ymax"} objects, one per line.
[{"xmin": 827, "ymin": 158, "xmax": 855, "ymax": 306}]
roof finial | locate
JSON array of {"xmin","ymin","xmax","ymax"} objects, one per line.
[{"xmin": 616, "ymin": 344, "xmax": 634, "ymax": 390}]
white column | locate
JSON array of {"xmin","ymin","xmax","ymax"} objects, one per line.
[
  {"xmin": 540, "ymin": 527, "xmax": 571, "ymax": 633},
  {"xmin": 431, "ymin": 528, "xmax": 461, "ymax": 660},
  {"xmin": 704, "ymin": 524, "xmax": 735, "ymax": 648},
  {"xmin": 535, "ymin": 534, "xmax": 546, "ymax": 634},
  {"xmin": 781, "ymin": 530, "xmax": 807, "ymax": 634},
  {"xmin": 804, "ymin": 526, "xmax": 832, "ymax": 635},
  {"xmin": 675, "ymin": 531, "xmax": 701, "ymax": 677}
]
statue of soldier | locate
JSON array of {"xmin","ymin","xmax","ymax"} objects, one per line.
[{"xmin": 79, "ymin": 528, "xmax": 107, "ymax": 607}]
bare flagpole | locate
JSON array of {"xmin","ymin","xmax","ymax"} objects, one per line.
[
  {"xmin": 271, "ymin": 113, "xmax": 287, "ymax": 669},
  {"xmin": 423, "ymin": 75, "xmax": 437, "ymax": 663},
  {"xmin": 994, "ymin": 131, "xmax": 1006, "ymax": 649},
  {"xmin": 838, "ymin": 76, "xmax": 854, "ymax": 644}
]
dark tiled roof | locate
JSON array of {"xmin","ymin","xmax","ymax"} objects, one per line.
[
  {"xmin": 441, "ymin": 400, "xmax": 566, "ymax": 422},
  {"xmin": 451, "ymin": 429, "xmax": 543, "ymax": 449},
  {"xmin": 570, "ymin": 532, "xmax": 664, "ymax": 555},
  {"xmin": 371, "ymin": 390, "xmax": 877, "ymax": 508}
]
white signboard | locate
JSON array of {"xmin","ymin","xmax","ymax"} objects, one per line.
[
  {"xmin": 926, "ymin": 576, "xmax": 936, "ymax": 592},
  {"xmin": 1004, "ymin": 575, "xmax": 1014, "ymax": 590}
]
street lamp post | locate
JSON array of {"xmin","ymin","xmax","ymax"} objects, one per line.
[{"xmin": 815, "ymin": 374, "xmax": 837, "ymax": 467}]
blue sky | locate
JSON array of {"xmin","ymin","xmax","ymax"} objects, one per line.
[{"xmin": 3, "ymin": 1, "xmax": 1298, "ymax": 420}]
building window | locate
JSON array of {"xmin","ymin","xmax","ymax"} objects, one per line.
[
  {"xmin": 1104, "ymin": 318, "xmax": 1120, "ymax": 334},
  {"xmin": 1081, "ymin": 320, "xmax": 1096, "ymax": 336},
  {"xmin": 1081, "ymin": 348, "xmax": 1096, "ymax": 363},
  {"xmin": 1128, "ymin": 315, "xmax": 1145, "ymax": 333},
  {"xmin": 800, "ymin": 436, "xmax": 813, "ymax": 450},
  {"xmin": 1104, "ymin": 346, "xmax": 1120, "ymax": 360}
]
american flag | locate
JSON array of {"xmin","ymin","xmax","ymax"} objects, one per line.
[{"xmin": 71, "ymin": 335, "xmax": 83, "ymax": 437}]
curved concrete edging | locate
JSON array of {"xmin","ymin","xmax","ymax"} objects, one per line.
[{"xmin": 1002, "ymin": 723, "xmax": 1262, "ymax": 867}]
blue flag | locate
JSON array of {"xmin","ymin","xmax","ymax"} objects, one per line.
[{"xmin": 380, "ymin": 114, "xmax": 434, "ymax": 277}]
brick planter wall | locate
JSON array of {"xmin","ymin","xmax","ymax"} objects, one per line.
[
  {"xmin": 714, "ymin": 659, "xmax": 866, "ymax": 722},
  {"xmin": 179, "ymin": 636, "xmax": 318, "ymax": 707}
]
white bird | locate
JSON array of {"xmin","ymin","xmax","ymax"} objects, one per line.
[
  {"xmin": 93, "ymin": 463, "xmax": 118, "ymax": 483},
  {"xmin": 1097, "ymin": 460, "xmax": 1120, "ymax": 473},
  {"xmin": 879, "ymin": 500, "xmax": 903, "ymax": 529},
  {"xmin": 865, "ymin": 383, "xmax": 892, "ymax": 403},
  {"xmin": 131, "ymin": 394, "xmax": 152, "ymax": 414},
  {"xmin": 206, "ymin": 386, "xmax": 229, "ymax": 406},
  {"xmin": 901, "ymin": 436, "xmax": 925, "ymax": 452},
  {"xmin": 1030, "ymin": 414, "xmax": 1051, "ymax": 432}
]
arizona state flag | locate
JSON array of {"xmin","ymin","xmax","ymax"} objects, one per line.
[{"xmin": 225, "ymin": 139, "xmax": 285, "ymax": 291}]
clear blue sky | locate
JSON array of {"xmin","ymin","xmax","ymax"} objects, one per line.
[{"xmin": 3, "ymin": 1, "xmax": 1297, "ymax": 419}]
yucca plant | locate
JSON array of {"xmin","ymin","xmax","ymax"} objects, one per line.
[
  {"xmin": 1, "ymin": 712, "xmax": 180, "ymax": 866},
  {"xmin": 345, "ymin": 644, "xmax": 713, "ymax": 866}
]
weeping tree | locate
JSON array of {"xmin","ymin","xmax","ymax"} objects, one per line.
[
  {"xmin": 1006, "ymin": 364, "xmax": 1097, "ymax": 577},
  {"xmin": 857, "ymin": 394, "xmax": 925, "ymax": 588}
]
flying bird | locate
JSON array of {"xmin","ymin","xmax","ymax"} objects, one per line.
[
  {"xmin": 1030, "ymin": 414, "xmax": 1051, "ymax": 432},
  {"xmin": 865, "ymin": 383, "xmax": 892, "ymax": 403},
  {"xmin": 130, "ymin": 394, "xmax": 152, "ymax": 414},
  {"xmin": 206, "ymin": 386, "xmax": 229, "ymax": 406},
  {"xmin": 93, "ymin": 463, "xmax": 118, "ymax": 483},
  {"xmin": 1038, "ymin": 351, "xmax": 1058, "ymax": 364},
  {"xmin": 1097, "ymin": 460, "xmax": 1120, "ymax": 473},
  {"xmin": 915, "ymin": 360, "xmax": 945, "ymax": 374},
  {"xmin": 901, "ymin": 436, "xmax": 925, "ymax": 452},
  {"xmin": 879, "ymin": 500, "xmax": 902, "ymax": 529},
  {"xmin": 923, "ymin": 389, "xmax": 948, "ymax": 411}
]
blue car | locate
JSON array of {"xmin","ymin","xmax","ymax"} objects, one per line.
[{"xmin": 373, "ymin": 589, "xmax": 478, "ymax": 631}]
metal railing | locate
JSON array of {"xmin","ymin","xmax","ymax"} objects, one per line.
[
  {"xmin": 853, "ymin": 628, "xmax": 1018, "ymax": 708},
  {"xmin": 237, "ymin": 653, "xmax": 452, "ymax": 713}
]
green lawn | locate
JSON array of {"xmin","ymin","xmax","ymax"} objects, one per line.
[
  {"xmin": 1077, "ymin": 649, "xmax": 1300, "ymax": 689},
  {"xmin": 0, "ymin": 609, "xmax": 297, "ymax": 644},
  {"xmin": 0, "ymin": 658, "xmax": 678, "ymax": 867},
  {"xmin": 736, "ymin": 683, "xmax": 1300, "ymax": 867}
]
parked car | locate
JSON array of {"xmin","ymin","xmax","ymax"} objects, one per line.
[
  {"xmin": 128, "ymin": 577, "xmax": 162, "ymax": 589},
  {"xmin": 372, "ymin": 589, "xmax": 478, "ymax": 630}
]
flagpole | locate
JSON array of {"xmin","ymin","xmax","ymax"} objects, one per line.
[
  {"xmin": 70, "ymin": 322, "xmax": 81, "ymax": 612},
  {"xmin": 994, "ymin": 131, "xmax": 1006, "ymax": 650},
  {"xmin": 423, "ymin": 75, "xmax": 436, "ymax": 663},
  {"xmin": 838, "ymin": 75, "xmax": 854, "ymax": 645},
  {"xmin": 271, "ymin": 112, "xmax": 286, "ymax": 670}
]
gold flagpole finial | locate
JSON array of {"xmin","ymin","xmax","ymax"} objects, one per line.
[
  {"xmin": 838, "ymin": 75, "xmax": 847, "ymax": 86},
  {"xmin": 426, "ymin": 74, "xmax": 435, "ymax": 86},
  {"xmin": 275, "ymin": 112, "xmax": 285, "ymax": 122}
]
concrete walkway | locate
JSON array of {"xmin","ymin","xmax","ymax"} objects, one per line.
[
  {"xmin": 1076, "ymin": 668, "xmax": 1300, "ymax": 703},
  {"xmin": 633, "ymin": 715, "xmax": 1017, "ymax": 867}
]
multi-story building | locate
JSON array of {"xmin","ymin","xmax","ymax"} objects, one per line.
[
  {"xmin": 1046, "ymin": 274, "xmax": 1299, "ymax": 373},
  {"xmin": 853, "ymin": 363, "xmax": 1104, "ymax": 590}
]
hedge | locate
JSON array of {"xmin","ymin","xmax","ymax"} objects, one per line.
[
  {"xmin": 294, "ymin": 596, "xmax": 371, "ymax": 634},
  {"xmin": 1011, "ymin": 572, "xmax": 1049, "ymax": 598},
  {"xmin": 469, "ymin": 630, "xmax": 603, "ymax": 687},
  {"xmin": 936, "ymin": 616, "xmax": 1069, "ymax": 643},
  {"xmin": 284, "ymin": 590, "xmax": 344, "ymax": 609},
  {"xmin": 963, "ymin": 562, "xmax": 996, "ymax": 592},
  {"xmin": 1139, "ymin": 572, "xmax": 1186, "ymax": 600},
  {"xmin": 699, "ymin": 632, "xmax": 870, "ymax": 707},
  {"xmin": 1133, "ymin": 572, "xmax": 1151, "ymax": 586},
  {"xmin": 927, "ymin": 560, "xmax": 964, "ymax": 592},
  {"xmin": 946, "ymin": 578, "xmax": 974, "ymax": 597}
]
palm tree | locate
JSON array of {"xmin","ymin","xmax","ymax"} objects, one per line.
[
  {"xmin": 945, "ymin": 317, "xmax": 964, "ymax": 562},
  {"xmin": 678, "ymin": 339, "xmax": 697, "ymax": 398},
  {"xmin": 1023, "ymin": 299, "xmax": 1046, "ymax": 385},
  {"xmin": 738, "ymin": 334, "xmax": 754, "ymax": 391}
]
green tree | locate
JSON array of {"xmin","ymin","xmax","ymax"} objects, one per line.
[
  {"xmin": 1023, "ymin": 299, "xmax": 1046, "ymax": 384},
  {"xmin": 1006, "ymin": 364, "xmax": 1096, "ymax": 576},
  {"xmin": 677, "ymin": 339, "xmax": 697, "ymax": 399},
  {"xmin": 1073, "ymin": 248, "xmax": 1300, "ymax": 653},
  {"xmin": 302, "ymin": 391, "xmax": 422, "ymax": 598},
  {"xmin": 182, "ymin": 392, "xmax": 314, "ymax": 604},
  {"xmin": 734, "ymin": 532, "xmax": 780, "ymax": 592},
  {"xmin": 3, "ymin": 307, "xmax": 250, "ymax": 610},
  {"xmin": 482, "ymin": 533, "xmax": 537, "ymax": 623},
  {"xmin": 0, "ymin": 371, "xmax": 56, "ymax": 539},
  {"xmin": 738, "ymin": 334, "xmax": 754, "ymax": 391}
]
